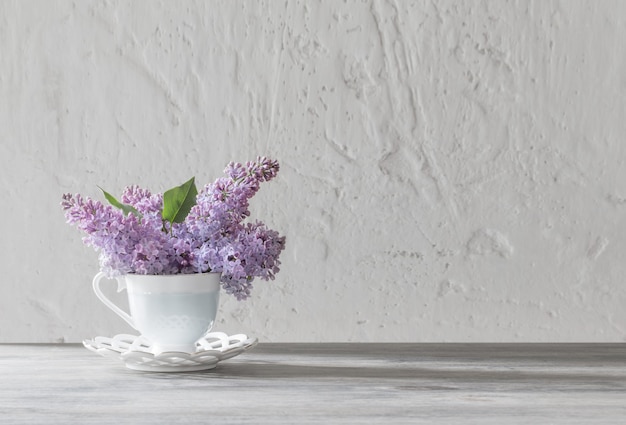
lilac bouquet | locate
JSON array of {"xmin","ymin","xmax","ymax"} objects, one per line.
[{"xmin": 61, "ymin": 157, "xmax": 286, "ymax": 300}]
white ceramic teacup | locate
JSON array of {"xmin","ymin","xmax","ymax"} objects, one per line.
[{"xmin": 92, "ymin": 272, "xmax": 221, "ymax": 354}]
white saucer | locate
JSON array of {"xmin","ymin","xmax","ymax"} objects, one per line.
[{"xmin": 83, "ymin": 332, "xmax": 258, "ymax": 372}]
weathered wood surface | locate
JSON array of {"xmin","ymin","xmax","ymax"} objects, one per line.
[{"xmin": 1, "ymin": 343, "xmax": 625, "ymax": 424}]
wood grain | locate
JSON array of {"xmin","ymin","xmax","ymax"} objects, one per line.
[{"xmin": 1, "ymin": 343, "xmax": 625, "ymax": 424}]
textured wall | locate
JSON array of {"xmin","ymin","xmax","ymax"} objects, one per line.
[{"xmin": 1, "ymin": 0, "xmax": 625, "ymax": 342}]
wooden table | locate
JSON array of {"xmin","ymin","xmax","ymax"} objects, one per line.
[{"xmin": 1, "ymin": 343, "xmax": 625, "ymax": 424}]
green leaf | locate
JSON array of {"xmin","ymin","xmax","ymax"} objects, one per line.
[
  {"xmin": 162, "ymin": 177, "xmax": 198, "ymax": 225},
  {"xmin": 98, "ymin": 186, "xmax": 141, "ymax": 218}
]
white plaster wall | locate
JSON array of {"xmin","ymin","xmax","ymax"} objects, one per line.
[{"xmin": 1, "ymin": 0, "xmax": 626, "ymax": 342}]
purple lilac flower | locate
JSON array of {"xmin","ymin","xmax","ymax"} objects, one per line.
[
  {"xmin": 61, "ymin": 157, "xmax": 285, "ymax": 300},
  {"xmin": 216, "ymin": 222, "xmax": 286, "ymax": 299},
  {"xmin": 121, "ymin": 186, "xmax": 163, "ymax": 214}
]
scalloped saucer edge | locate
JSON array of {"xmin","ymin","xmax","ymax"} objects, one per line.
[{"xmin": 83, "ymin": 332, "xmax": 257, "ymax": 372}]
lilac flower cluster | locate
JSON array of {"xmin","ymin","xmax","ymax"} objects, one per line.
[{"xmin": 61, "ymin": 157, "xmax": 286, "ymax": 300}]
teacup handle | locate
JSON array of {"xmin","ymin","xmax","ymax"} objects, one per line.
[{"xmin": 92, "ymin": 272, "xmax": 136, "ymax": 329}]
